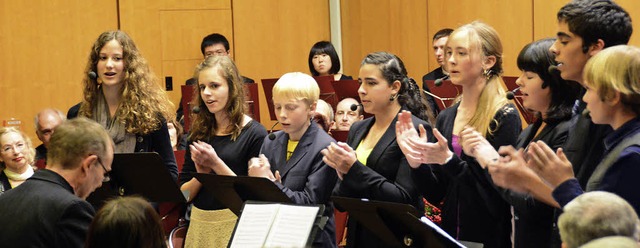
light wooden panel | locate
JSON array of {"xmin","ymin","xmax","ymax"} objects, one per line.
[
  {"xmin": 233, "ymin": 0, "xmax": 331, "ymax": 127},
  {"xmin": 341, "ymin": 0, "xmax": 429, "ymax": 83},
  {"xmin": 119, "ymin": 0, "xmax": 232, "ymax": 113},
  {"xmin": 427, "ymin": 0, "xmax": 533, "ymax": 77},
  {"xmin": 534, "ymin": 0, "xmax": 640, "ymax": 47},
  {"xmin": 0, "ymin": 0, "xmax": 117, "ymax": 144}
]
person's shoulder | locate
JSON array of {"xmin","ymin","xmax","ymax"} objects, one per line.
[{"xmin": 67, "ymin": 103, "xmax": 81, "ymax": 119}]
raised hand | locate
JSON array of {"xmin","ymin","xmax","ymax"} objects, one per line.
[
  {"xmin": 460, "ymin": 126, "xmax": 498, "ymax": 168},
  {"xmin": 248, "ymin": 154, "xmax": 276, "ymax": 181},
  {"xmin": 526, "ymin": 141, "xmax": 574, "ymax": 187},
  {"xmin": 489, "ymin": 146, "xmax": 535, "ymax": 193},
  {"xmin": 321, "ymin": 142, "xmax": 357, "ymax": 175}
]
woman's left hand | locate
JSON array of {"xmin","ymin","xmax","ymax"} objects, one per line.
[{"xmin": 321, "ymin": 142, "xmax": 357, "ymax": 175}]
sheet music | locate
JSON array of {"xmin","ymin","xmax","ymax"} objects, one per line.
[
  {"xmin": 230, "ymin": 204, "xmax": 279, "ymax": 248},
  {"xmin": 420, "ymin": 216, "xmax": 467, "ymax": 247},
  {"xmin": 264, "ymin": 205, "xmax": 319, "ymax": 247}
]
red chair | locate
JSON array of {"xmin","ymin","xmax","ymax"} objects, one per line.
[
  {"xmin": 34, "ymin": 159, "xmax": 46, "ymax": 170},
  {"xmin": 423, "ymin": 79, "xmax": 462, "ymax": 110},
  {"xmin": 503, "ymin": 76, "xmax": 535, "ymax": 124},
  {"xmin": 168, "ymin": 221, "xmax": 188, "ymax": 248}
]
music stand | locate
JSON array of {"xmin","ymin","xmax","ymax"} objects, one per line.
[
  {"xmin": 423, "ymin": 79, "xmax": 462, "ymax": 110},
  {"xmin": 331, "ymin": 130, "xmax": 349, "ymax": 143},
  {"xmin": 261, "ymin": 78, "xmax": 279, "ymax": 121},
  {"xmin": 314, "ymin": 75, "xmax": 338, "ymax": 108},
  {"xmin": 194, "ymin": 174, "xmax": 292, "ymax": 216},
  {"xmin": 87, "ymin": 152, "xmax": 186, "ymax": 209},
  {"xmin": 331, "ymin": 79, "xmax": 360, "ymax": 102},
  {"xmin": 243, "ymin": 83, "xmax": 260, "ymax": 123},
  {"xmin": 181, "ymin": 85, "xmax": 195, "ymax": 132},
  {"xmin": 503, "ymin": 76, "xmax": 535, "ymax": 124},
  {"xmin": 332, "ymin": 196, "xmax": 465, "ymax": 248}
]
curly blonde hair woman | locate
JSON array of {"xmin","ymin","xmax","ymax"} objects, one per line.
[{"xmin": 68, "ymin": 30, "xmax": 178, "ymax": 180}]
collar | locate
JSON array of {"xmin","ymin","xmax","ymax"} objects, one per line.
[{"xmin": 604, "ymin": 116, "xmax": 640, "ymax": 152}]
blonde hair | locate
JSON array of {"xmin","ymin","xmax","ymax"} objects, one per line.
[
  {"xmin": 272, "ymin": 72, "xmax": 319, "ymax": 107},
  {"xmin": 189, "ymin": 55, "xmax": 246, "ymax": 141},
  {"xmin": 451, "ymin": 21, "xmax": 509, "ymax": 136},
  {"xmin": 558, "ymin": 191, "xmax": 640, "ymax": 248},
  {"xmin": 78, "ymin": 30, "xmax": 175, "ymax": 135},
  {"xmin": 0, "ymin": 127, "xmax": 35, "ymax": 169},
  {"xmin": 584, "ymin": 45, "xmax": 640, "ymax": 115}
]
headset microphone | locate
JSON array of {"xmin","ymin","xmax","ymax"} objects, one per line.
[
  {"xmin": 350, "ymin": 103, "xmax": 363, "ymax": 111},
  {"xmin": 268, "ymin": 121, "xmax": 280, "ymax": 140},
  {"xmin": 88, "ymin": 71, "xmax": 97, "ymax": 80},
  {"xmin": 434, "ymin": 75, "xmax": 450, "ymax": 87},
  {"xmin": 506, "ymin": 87, "xmax": 520, "ymax": 100}
]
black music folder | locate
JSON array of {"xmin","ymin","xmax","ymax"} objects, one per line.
[
  {"xmin": 194, "ymin": 174, "xmax": 293, "ymax": 216},
  {"xmin": 87, "ymin": 152, "xmax": 186, "ymax": 209},
  {"xmin": 332, "ymin": 196, "xmax": 467, "ymax": 248}
]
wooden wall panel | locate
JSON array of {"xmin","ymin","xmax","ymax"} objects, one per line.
[
  {"xmin": 0, "ymin": 0, "xmax": 117, "ymax": 144},
  {"xmin": 427, "ymin": 0, "xmax": 533, "ymax": 77},
  {"xmin": 534, "ymin": 0, "xmax": 640, "ymax": 47},
  {"xmin": 340, "ymin": 0, "xmax": 429, "ymax": 84},
  {"xmin": 233, "ymin": 0, "xmax": 331, "ymax": 127},
  {"xmin": 119, "ymin": 0, "xmax": 232, "ymax": 114}
]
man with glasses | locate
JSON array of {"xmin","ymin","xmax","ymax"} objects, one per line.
[{"xmin": 0, "ymin": 117, "xmax": 114, "ymax": 247}]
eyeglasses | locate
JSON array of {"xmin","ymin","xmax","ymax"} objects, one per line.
[
  {"xmin": 1, "ymin": 142, "xmax": 26, "ymax": 154},
  {"xmin": 94, "ymin": 156, "xmax": 111, "ymax": 183},
  {"xmin": 204, "ymin": 49, "xmax": 228, "ymax": 57}
]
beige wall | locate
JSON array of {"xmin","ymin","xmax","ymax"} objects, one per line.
[{"xmin": 0, "ymin": 0, "xmax": 118, "ymax": 144}]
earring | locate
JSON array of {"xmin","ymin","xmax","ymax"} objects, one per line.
[
  {"xmin": 483, "ymin": 69, "xmax": 493, "ymax": 80},
  {"xmin": 389, "ymin": 93, "xmax": 398, "ymax": 102}
]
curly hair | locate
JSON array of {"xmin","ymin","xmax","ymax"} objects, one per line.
[
  {"xmin": 78, "ymin": 30, "xmax": 175, "ymax": 135},
  {"xmin": 361, "ymin": 52, "xmax": 434, "ymax": 124},
  {"xmin": 189, "ymin": 55, "xmax": 246, "ymax": 141}
]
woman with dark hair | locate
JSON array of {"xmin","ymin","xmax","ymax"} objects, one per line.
[
  {"xmin": 308, "ymin": 41, "xmax": 352, "ymax": 81},
  {"xmin": 68, "ymin": 30, "xmax": 178, "ymax": 180},
  {"xmin": 85, "ymin": 196, "xmax": 166, "ymax": 248},
  {"xmin": 321, "ymin": 51, "xmax": 434, "ymax": 247},
  {"xmin": 459, "ymin": 38, "xmax": 580, "ymax": 248},
  {"xmin": 179, "ymin": 55, "xmax": 267, "ymax": 246}
]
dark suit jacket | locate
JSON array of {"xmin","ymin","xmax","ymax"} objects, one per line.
[
  {"xmin": 0, "ymin": 171, "xmax": 11, "ymax": 194},
  {"xmin": 503, "ymin": 118, "xmax": 571, "ymax": 248},
  {"xmin": 421, "ymin": 67, "xmax": 446, "ymax": 117},
  {"xmin": 333, "ymin": 113, "xmax": 432, "ymax": 248},
  {"xmin": 0, "ymin": 169, "xmax": 95, "ymax": 247},
  {"xmin": 260, "ymin": 123, "xmax": 338, "ymax": 248},
  {"xmin": 67, "ymin": 103, "xmax": 178, "ymax": 180}
]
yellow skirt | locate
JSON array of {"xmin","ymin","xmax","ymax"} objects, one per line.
[{"xmin": 184, "ymin": 206, "xmax": 237, "ymax": 248}]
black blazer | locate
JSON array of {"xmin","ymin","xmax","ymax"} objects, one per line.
[
  {"xmin": 0, "ymin": 169, "xmax": 95, "ymax": 247},
  {"xmin": 68, "ymin": 103, "xmax": 178, "ymax": 180},
  {"xmin": 503, "ymin": 118, "xmax": 571, "ymax": 248},
  {"xmin": 0, "ymin": 171, "xmax": 11, "ymax": 194},
  {"xmin": 418, "ymin": 102, "xmax": 521, "ymax": 248},
  {"xmin": 260, "ymin": 123, "xmax": 338, "ymax": 248},
  {"xmin": 333, "ymin": 113, "xmax": 433, "ymax": 248}
]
